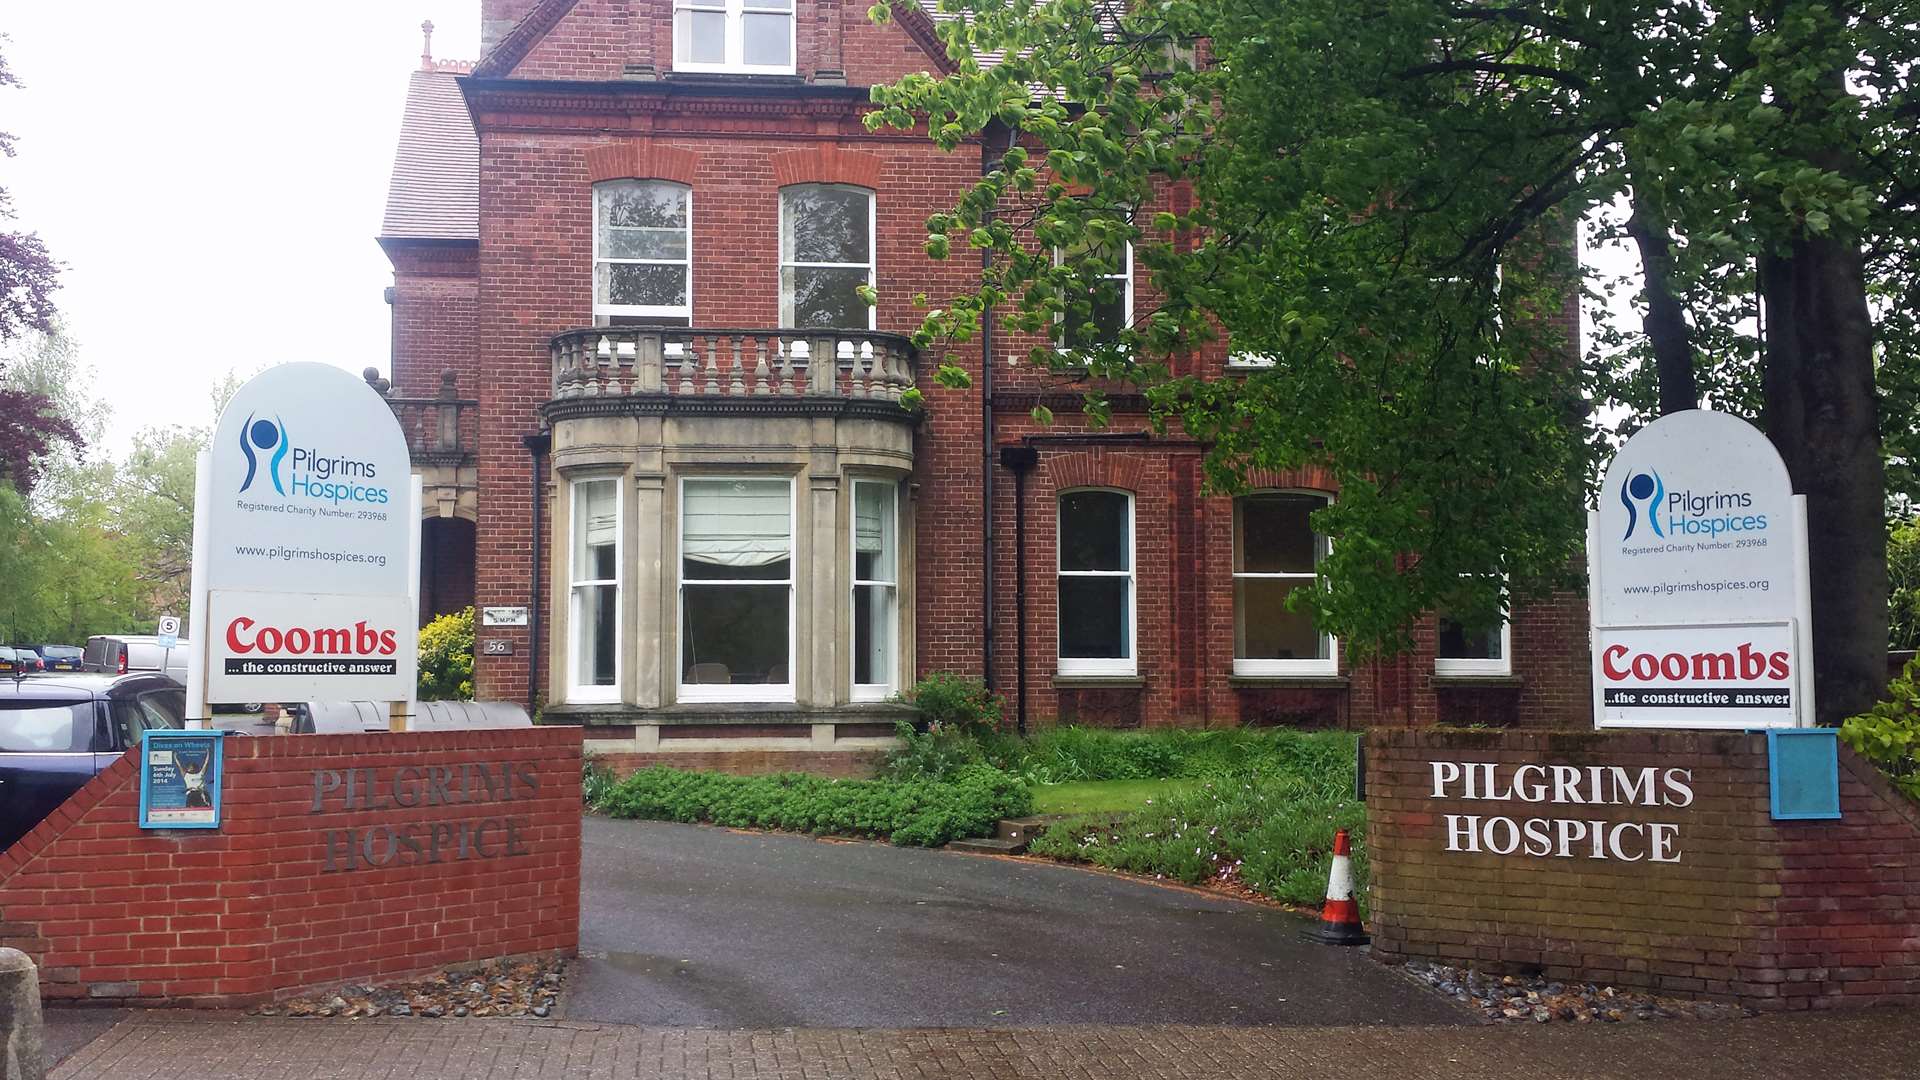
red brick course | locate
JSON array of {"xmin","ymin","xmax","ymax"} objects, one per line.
[
  {"xmin": 0, "ymin": 727, "xmax": 583, "ymax": 1007},
  {"xmin": 591, "ymin": 749, "xmax": 883, "ymax": 779},
  {"xmin": 1367, "ymin": 727, "xmax": 1920, "ymax": 1010}
]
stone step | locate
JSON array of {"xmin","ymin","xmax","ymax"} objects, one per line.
[
  {"xmin": 945, "ymin": 836, "xmax": 1028, "ymax": 856},
  {"xmin": 996, "ymin": 815, "xmax": 1068, "ymax": 843}
]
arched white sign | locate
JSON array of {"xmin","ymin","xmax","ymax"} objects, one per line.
[
  {"xmin": 1589, "ymin": 409, "xmax": 1813, "ymax": 729},
  {"xmin": 189, "ymin": 364, "xmax": 419, "ymax": 706}
]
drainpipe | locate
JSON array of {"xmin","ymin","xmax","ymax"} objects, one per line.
[
  {"xmin": 997, "ymin": 445, "xmax": 1039, "ymax": 734},
  {"xmin": 522, "ymin": 432, "xmax": 551, "ymax": 717},
  {"xmin": 979, "ymin": 133, "xmax": 999, "ymax": 695}
]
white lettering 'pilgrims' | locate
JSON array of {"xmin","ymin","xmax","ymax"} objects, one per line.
[
  {"xmin": 1430, "ymin": 761, "xmax": 1694, "ymax": 807},
  {"xmin": 1428, "ymin": 761, "xmax": 1691, "ymax": 864}
]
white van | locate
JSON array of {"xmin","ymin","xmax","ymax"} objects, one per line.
[{"xmin": 83, "ymin": 635, "xmax": 189, "ymax": 685}]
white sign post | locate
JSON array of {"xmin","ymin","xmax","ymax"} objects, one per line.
[
  {"xmin": 1589, "ymin": 409, "xmax": 1813, "ymax": 730},
  {"xmin": 184, "ymin": 363, "xmax": 419, "ymax": 724}
]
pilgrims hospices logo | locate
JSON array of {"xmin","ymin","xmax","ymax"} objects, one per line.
[
  {"xmin": 236, "ymin": 414, "xmax": 391, "ymax": 506},
  {"xmin": 239, "ymin": 414, "xmax": 290, "ymax": 495},
  {"xmin": 1620, "ymin": 469, "xmax": 1665, "ymax": 540}
]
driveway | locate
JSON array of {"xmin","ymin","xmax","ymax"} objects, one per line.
[{"xmin": 568, "ymin": 818, "xmax": 1469, "ymax": 1028}]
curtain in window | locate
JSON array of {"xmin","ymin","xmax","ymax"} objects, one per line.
[{"xmin": 682, "ymin": 480, "xmax": 790, "ymax": 568}]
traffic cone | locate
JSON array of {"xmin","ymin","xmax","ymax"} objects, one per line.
[{"xmin": 1315, "ymin": 828, "xmax": 1369, "ymax": 946}]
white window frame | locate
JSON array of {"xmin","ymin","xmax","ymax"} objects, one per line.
[
  {"xmin": 1435, "ymin": 575, "xmax": 1512, "ymax": 676},
  {"xmin": 850, "ymin": 478, "xmax": 899, "ymax": 701},
  {"xmin": 1231, "ymin": 489, "xmax": 1338, "ymax": 677},
  {"xmin": 1056, "ymin": 488, "xmax": 1137, "ymax": 677},
  {"xmin": 673, "ymin": 0, "xmax": 796, "ymax": 74},
  {"xmin": 593, "ymin": 180, "xmax": 693, "ymax": 327},
  {"xmin": 779, "ymin": 184, "xmax": 876, "ymax": 331},
  {"xmin": 1053, "ymin": 240, "xmax": 1134, "ymax": 351},
  {"xmin": 677, "ymin": 475, "xmax": 797, "ymax": 704},
  {"xmin": 567, "ymin": 477, "xmax": 623, "ymax": 703}
]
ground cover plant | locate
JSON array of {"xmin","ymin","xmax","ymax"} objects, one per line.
[
  {"xmin": 590, "ymin": 763, "xmax": 1032, "ymax": 848},
  {"xmin": 1021, "ymin": 730, "xmax": 1366, "ymax": 911}
]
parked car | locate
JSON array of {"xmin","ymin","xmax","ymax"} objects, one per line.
[
  {"xmin": 0, "ymin": 673, "xmax": 187, "ymax": 852},
  {"xmin": 82, "ymin": 635, "xmax": 189, "ymax": 684},
  {"xmin": 0, "ymin": 647, "xmax": 23, "ymax": 677},
  {"xmin": 26, "ymin": 645, "xmax": 84, "ymax": 672}
]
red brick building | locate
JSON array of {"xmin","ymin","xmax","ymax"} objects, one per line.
[{"xmin": 377, "ymin": 0, "xmax": 1590, "ymax": 766}]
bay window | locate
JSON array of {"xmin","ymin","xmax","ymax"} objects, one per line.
[
  {"xmin": 680, "ymin": 478, "xmax": 794, "ymax": 702},
  {"xmin": 1057, "ymin": 490, "xmax": 1135, "ymax": 676},
  {"xmin": 1232, "ymin": 492, "xmax": 1336, "ymax": 675},
  {"xmin": 851, "ymin": 480, "xmax": 898, "ymax": 699},
  {"xmin": 780, "ymin": 184, "xmax": 874, "ymax": 330},
  {"xmin": 594, "ymin": 181, "xmax": 692, "ymax": 326},
  {"xmin": 569, "ymin": 479, "xmax": 621, "ymax": 700},
  {"xmin": 674, "ymin": 0, "xmax": 794, "ymax": 73}
]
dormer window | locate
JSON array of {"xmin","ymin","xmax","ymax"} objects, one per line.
[{"xmin": 674, "ymin": 0, "xmax": 795, "ymax": 74}]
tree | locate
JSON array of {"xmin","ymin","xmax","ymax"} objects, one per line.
[
  {"xmin": 869, "ymin": 0, "xmax": 1916, "ymax": 723},
  {"xmin": 115, "ymin": 427, "xmax": 199, "ymax": 618},
  {"xmin": 1894, "ymin": 516, "xmax": 1920, "ymax": 653},
  {"xmin": 0, "ymin": 35, "xmax": 71, "ymax": 498}
]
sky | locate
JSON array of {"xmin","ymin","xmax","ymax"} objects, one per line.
[{"xmin": 2, "ymin": 2, "xmax": 481, "ymax": 453}]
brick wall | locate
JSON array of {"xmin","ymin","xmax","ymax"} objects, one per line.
[
  {"xmin": 1366, "ymin": 727, "xmax": 1920, "ymax": 1010},
  {"xmin": 0, "ymin": 727, "xmax": 583, "ymax": 1007},
  {"xmin": 591, "ymin": 749, "xmax": 884, "ymax": 779}
]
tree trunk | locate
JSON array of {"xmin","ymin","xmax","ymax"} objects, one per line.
[
  {"xmin": 1624, "ymin": 191, "xmax": 1697, "ymax": 416},
  {"xmin": 1761, "ymin": 233, "xmax": 1887, "ymax": 725}
]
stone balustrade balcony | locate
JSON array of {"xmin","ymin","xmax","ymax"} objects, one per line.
[{"xmin": 548, "ymin": 327, "xmax": 918, "ymax": 414}]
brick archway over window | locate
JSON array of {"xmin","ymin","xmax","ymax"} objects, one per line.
[
  {"xmin": 1243, "ymin": 465, "xmax": 1339, "ymax": 494},
  {"xmin": 770, "ymin": 146, "xmax": 884, "ymax": 190},
  {"xmin": 585, "ymin": 141, "xmax": 700, "ymax": 185},
  {"xmin": 1045, "ymin": 449, "xmax": 1148, "ymax": 493}
]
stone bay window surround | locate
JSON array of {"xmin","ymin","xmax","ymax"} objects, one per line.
[
  {"xmin": 377, "ymin": 2, "xmax": 1597, "ymax": 771},
  {"xmin": 543, "ymin": 325, "xmax": 917, "ymax": 724}
]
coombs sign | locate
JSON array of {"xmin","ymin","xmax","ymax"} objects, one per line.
[
  {"xmin": 1589, "ymin": 410, "xmax": 1812, "ymax": 729},
  {"xmin": 190, "ymin": 364, "xmax": 418, "ymax": 706}
]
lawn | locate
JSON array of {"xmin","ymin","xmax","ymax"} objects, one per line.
[{"xmin": 1029, "ymin": 779, "xmax": 1195, "ymax": 815}]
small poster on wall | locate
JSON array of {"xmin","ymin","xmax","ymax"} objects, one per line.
[{"xmin": 139, "ymin": 730, "xmax": 226, "ymax": 829}]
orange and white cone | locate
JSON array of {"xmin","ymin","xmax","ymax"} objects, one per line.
[{"xmin": 1316, "ymin": 828, "xmax": 1369, "ymax": 946}]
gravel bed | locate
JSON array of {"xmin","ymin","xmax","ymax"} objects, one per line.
[
  {"xmin": 1402, "ymin": 960, "xmax": 1754, "ymax": 1024},
  {"xmin": 254, "ymin": 957, "xmax": 567, "ymax": 1019}
]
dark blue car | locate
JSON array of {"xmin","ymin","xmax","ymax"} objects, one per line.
[{"xmin": 0, "ymin": 673, "xmax": 186, "ymax": 852}]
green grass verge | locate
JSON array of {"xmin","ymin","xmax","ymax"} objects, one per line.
[
  {"xmin": 1025, "ymin": 730, "xmax": 1365, "ymax": 911},
  {"xmin": 1029, "ymin": 778, "xmax": 1195, "ymax": 815},
  {"xmin": 591, "ymin": 763, "xmax": 1033, "ymax": 847}
]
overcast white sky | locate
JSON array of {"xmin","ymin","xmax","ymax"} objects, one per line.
[{"xmin": 3, "ymin": 3, "xmax": 481, "ymax": 453}]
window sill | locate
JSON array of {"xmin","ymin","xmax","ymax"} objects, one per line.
[
  {"xmin": 1052, "ymin": 674, "xmax": 1146, "ymax": 690},
  {"xmin": 665, "ymin": 70, "xmax": 803, "ymax": 83},
  {"xmin": 1431, "ymin": 674, "xmax": 1523, "ymax": 689},
  {"xmin": 1227, "ymin": 674, "xmax": 1350, "ymax": 689}
]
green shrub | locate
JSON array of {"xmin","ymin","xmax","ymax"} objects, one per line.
[
  {"xmin": 899, "ymin": 672, "xmax": 1003, "ymax": 736},
  {"xmin": 879, "ymin": 719, "xmax": 989, "ymax": 781},
  {"xmin": 418, "ymin": 607, "xmax": 475, "ymax": 701},
  {"xmin": 1027, "ymin": 731, "xmax": 1366, "ymax": 910},
  {"xmin": 1841, "ymin": 655, "xmax": 1920, "ymax": 800},
  {"xmin": 982, "ymin": 724, "xmax": 1347, "ymax": 784},
  {"xmin": 582, "ymin": 759, "xmax": 619, "ymax": 806},
  {"xmin": 592, "ymin": 763, "xmax": 1033, "ymax": 847}
]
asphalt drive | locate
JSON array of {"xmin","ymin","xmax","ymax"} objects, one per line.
[{"xmin": 568, "ymin": 818, "xmax": 1471, "ymax": 1028}]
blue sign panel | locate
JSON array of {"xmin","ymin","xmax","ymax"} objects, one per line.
[
  {"xmin": 1768, "ymin": 728, "xmax": 1841, "ymax": 821},
  {"xmin": 138, "ymin": 730, "xmax": 225, "ymax": 829}
]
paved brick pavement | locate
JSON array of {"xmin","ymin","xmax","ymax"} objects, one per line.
[{"xmin": 48, "ymin": 1008, "xmax": 1920, "ymax": 1080}]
